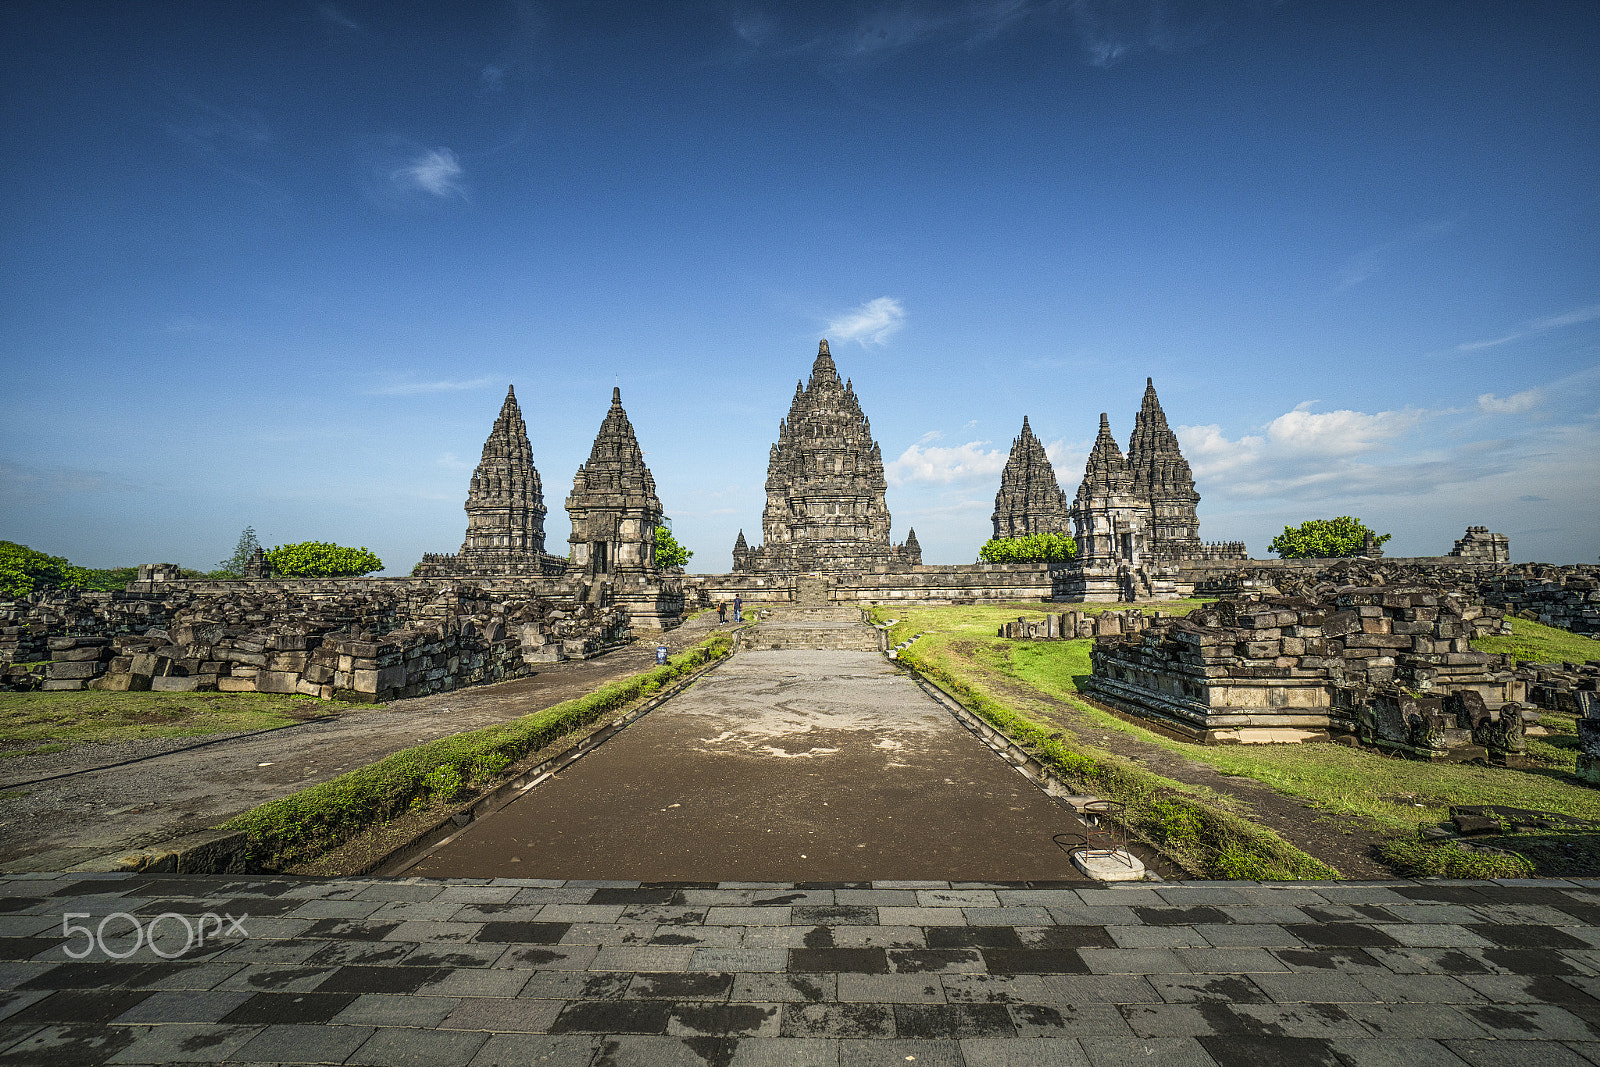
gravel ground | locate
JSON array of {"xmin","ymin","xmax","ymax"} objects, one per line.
[{"xmin": 0, "ymin": 618, "xmax": 722, "ymax": 873}]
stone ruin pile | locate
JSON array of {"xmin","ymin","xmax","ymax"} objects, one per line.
[
  {"xmin": 1079, "ymin": 584, "xmax": 1542, "ymax": 752},
  {"xmin": 999, "ymin": 609, "xmax": 1154, "ymax": 641},
  {"xmin": 1193, "ymin": 559, "xmax": 1598, "ymax": 635},
  {"xmin": 0, "ymin": 584, "xmax": 632, "ymax": 700}
]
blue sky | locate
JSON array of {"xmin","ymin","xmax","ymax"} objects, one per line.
[{"xmin": 2, "ymin": 0, "xmax": 1597, "ymax": 573}]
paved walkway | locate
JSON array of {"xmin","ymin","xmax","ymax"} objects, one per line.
[
  {"xmin": 3, "ymin": 872, "xmax": 1600, "ymax": 1065},
  {"xmin": 406, "ymin": 651, "xmax": 1091, "ymax": 882}
]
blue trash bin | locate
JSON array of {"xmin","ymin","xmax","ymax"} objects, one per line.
[{"xmin": 655, "ymin": 646, "xmax": 668, "ymax": 665}]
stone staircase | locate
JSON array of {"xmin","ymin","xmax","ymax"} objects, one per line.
[{"xmin": 741, "ymin": 605, "xmax": 886, "ymax": 652}]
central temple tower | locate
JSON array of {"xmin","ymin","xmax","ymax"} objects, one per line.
[{"xmin": 737, "ymin": 340, "xmax": 918, "ymax": 574}]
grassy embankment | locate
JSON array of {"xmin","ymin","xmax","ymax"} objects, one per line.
[
  {"xmin": 877, "ymin": 604, "xmax": 1600, "ymax": 879},
  {"xmin": 875, "ymin": 602, "xmax": 1337, "ymax": 880},
  {"xmin": 221, "ymin": 630, "xmax": 733, "ymax": 871},
  {"xmin": 0, "ymin": 690, "xmax": 349, "ymax": 760}
]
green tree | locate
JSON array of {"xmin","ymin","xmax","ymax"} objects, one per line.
[
  {"xmin": 264, "ymin": 541, "xmax": 383, "ymax": 577},
  {"xmin": 1269, "ymin": 516, "xmax": 1392, "ymax": 559},
  {"xmin": 0, "ymin": 541, "xmax": 72, "ymax": 599},
  {"xmin": 655, "ymin": 526, "xmax": 692, "ymax": 569},
  {"xmin": 214, "ymin": 526, "xmax": 262, "ymax": 579},
  {"xmin": 977, "ymin": 533, "xmax": 1078, "ymax": 564},
  {"xmin": 66, "ymin": 566, "xmax": 140, "ymax": 592}
]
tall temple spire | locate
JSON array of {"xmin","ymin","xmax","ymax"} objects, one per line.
[
  {"xmin": 991, "ymin": 415, "xmax": 1070, "ymax": 540},
  {"xmin": 459, "ymin": 384, "xmax": 547, "ymax": 556},
  {"xmin": 1126, "ymin": 378, "xmax": 1201, "ymax": 550},
  {"xmin": 742, "ymin": 340, "xmax": 894, "ymax": 574},
  {"xmin": 566, "ymin": 387, "xmax": 663, "ymax": 579}
]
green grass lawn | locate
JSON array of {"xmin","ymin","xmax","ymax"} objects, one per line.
[
  {"xmin": 1474, "ymin": 616, "xmax": 1600, "ymax": 666},
  {"xmin": 878, "ymin": 602, "xmax": 1600, "ymax": 877},
  {"xmin": 0, "ymin": 691, "xmax": 355, "ymax": 756}
]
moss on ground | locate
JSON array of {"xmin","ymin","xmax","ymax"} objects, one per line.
[
  {"xmin": 874, "ymin": 604, "xmax": 1335, "ymax": 880},
  {"xmin": 222, "ymin": 631, "xmax": 733, "ymax": 871},
  {"xmin": 0, "ymin": 690, "xmax": 348, "ymax": 748},
  {"xmin": 878, "ymin": 601, "xmax": 1600, "ymax": 879}
]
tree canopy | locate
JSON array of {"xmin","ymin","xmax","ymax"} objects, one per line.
[
  {"xmin": 264, "ymin": 542, "xmax": 383, "ymax": 577},
  {"xmin": 0, "ymin": 541, "xmax": 73, "ymax": 600},
  {"xmin": 978, "ymin": 533, "xmax": 1077, "ymax": 565},
  {"xmin": 215, "ymin": 526, "xmax": 262, "ymax": 579},
  {"xmin": 655, "ymin": 526, "xmax": 692, "ymax": 569},
  {"xmin": 1268, "ymin": 516, "xmax": 1392, "ymax": 559}
]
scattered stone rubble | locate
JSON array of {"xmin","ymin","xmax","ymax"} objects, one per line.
[{"xmin": 0, "ymin": 584, "xmax": 631, "ymax": 700}]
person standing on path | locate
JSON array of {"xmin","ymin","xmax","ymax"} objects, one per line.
[
  {"xmin": 733, "ymin": 595, "xmax": 742, "ymax": 622},
  {"xmin": 717, "ymin": 602, "xmax": 727, "ymax": 624}
]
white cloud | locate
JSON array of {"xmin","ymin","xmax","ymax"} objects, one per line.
[
  {"xmin": 827, "ymin": 297, "xmax": 905, "ymax": 346},
  {"xmin": 886, "ymin": 440, "xmax": 1006, "ymax": 485},
  {"xmin": 392, "ymin": 148, "xmax": 467, "ymax": 200},
  {"xmin": 1477, "ymin": 389, "xmax": 1543, "ymax": 415},
  {"xmin": 372, "ymin": 377, "xmax": 496, "ymax": 396},
  {"xmin": 1177, "ymin": 402, "xmax": 1432, "ymax": 501}
]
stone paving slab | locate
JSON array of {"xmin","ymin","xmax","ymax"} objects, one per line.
[{"xmin": 2, "ymin": 873, "xmax": 1600, "ymax": 1065}]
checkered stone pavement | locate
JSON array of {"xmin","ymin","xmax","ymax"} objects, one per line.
[{"xmin": 3, "ymin": 874, "xmax": 1600, "ymax": 1065}]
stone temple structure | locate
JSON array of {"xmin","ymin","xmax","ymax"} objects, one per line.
[
  {"xmin": 567, "ymin": 387, "xmax": 662, "ymax": 580},
  {"xmin": 1451, "ymin": 526, "xmax": 1511, "ymax": 562},
  {"xmin": 414, "ymin": 386, "xmax": 564, "ymax": 578},
  {"xmin": 1057, "ymin": 414, "xmax": 1178, "ymax": 602},
  {"xmin": 1125, "ymin": 379, "xmax": 1201, "ymax": 557},
  {"xmin": 735, "ymin": 340, "xmax": 921, "ymax": 575},
  {"xmin": 991, "ymin": 416, "xmax": 1071, "ymax": 539}
]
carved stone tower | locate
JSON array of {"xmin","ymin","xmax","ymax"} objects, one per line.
[
  {"xmin": 744, "ymin": 340, "xmax": 913, "ymax": 574},
  {"xmin": 991, "ymin": 415, "xmax": 1071, "ymax": 540},
  {"xmin": 731, "ymin": 530, "xmax": 749, "ymax": 572},
  {"xmin": 1125, "ymin": 379, "xmax": 1200, "ymax": 554},
  {"xmin": 463, "ymin": 385, "xmax": 548, "ymax": 557},
  {"xmin": 1058, "ymin": 415, "xmax": 1159, "ymax": 602},
  {"xmin": 414, "ymin": 384, "xmax": 561, "ymax": 577},
  {"xmin": 566, "ymin": 388, "xmax": 663, "ymax": 580}
]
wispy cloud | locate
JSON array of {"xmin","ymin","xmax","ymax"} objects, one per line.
[
  {"xmin": 827, "ymin": 297, "xmax": 905, "ymax": 346},
  {"xmin": 371, "ymin": 377, "xmax": 495, "ymax": 396},
  {"xmin": 1336, "ymin": 218, "xmax": 1456, "ymax": 290},
  {"xmin": 391, "ymin": 148, "xmax": 467, "ymax": 200},
  {"xmin": 317, "ymin": 4, "xmax": 360, "ymax": 32},
  {"xmin": 0, "ymin": 459, "xmax": 132, "ymax": 500},
  {"xmin": 1477, "ymin": 389, "xmax": 1544, "ymax": 415},
  {"xmin": 1458, "ymin": 303, "xmax": 1600, "ymax": 352}
]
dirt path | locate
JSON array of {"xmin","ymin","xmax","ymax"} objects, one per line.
[
  {"xmin": 406, "ymin": 649, "xmax": 1098, "ymax": 882},
  {"xmin": 0, "ymin": 618, "xmax": 723, "ymax": 873},
  {"xmin": 974, "ymin": 667, "xmax": 1397, "ymax": 878}
]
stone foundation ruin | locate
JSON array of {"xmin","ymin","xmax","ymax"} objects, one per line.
[{"xmin": 1, "ymin": 581, "xmax": 632, "ymax": 701}]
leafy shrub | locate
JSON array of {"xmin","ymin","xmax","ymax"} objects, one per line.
[
  {"xmin": 0, "ymin": 542, "xmax": 72, "ymax": 599},
  {"xmin": 1269, "ymin": 516, "xmax": 1391, "ymax": 559},
  {"xmin": 655, "ymin": 526, "xmax": 692, "ymax": 569},
  {"xmin": 422, "ymin": 764, "xmax": 465, "ymax": 804},
  {"xmin": 978, "ymin": 533, "xmax": 1077, "ymax": 565},
  {"xmin": 265, "ymin": 541, "xmax": 383, "ymax": 578}
]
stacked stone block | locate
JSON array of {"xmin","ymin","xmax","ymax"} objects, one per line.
[
  {"xmin": 999, "ymin": 609, "xmax": 1153, "ymax": 641},
  {"xmin": 43, "ymin": 637, "xmax": 114, "ymax": 691},
  {"xmin": 1, "ymin": 583, "xmax": 632, "ymax": 697},
  {"xmin": 1083, "ymin": 586, "xmax": 1523, "ymax": 745},
  {"xmin": 0, "ymin": 623, "xmax": 47, "ymax": 664}
]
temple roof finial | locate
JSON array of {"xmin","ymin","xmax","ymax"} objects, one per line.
[{"xmin": 611, "ymin": 386, "xmax": 622, "ymax": 406}]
